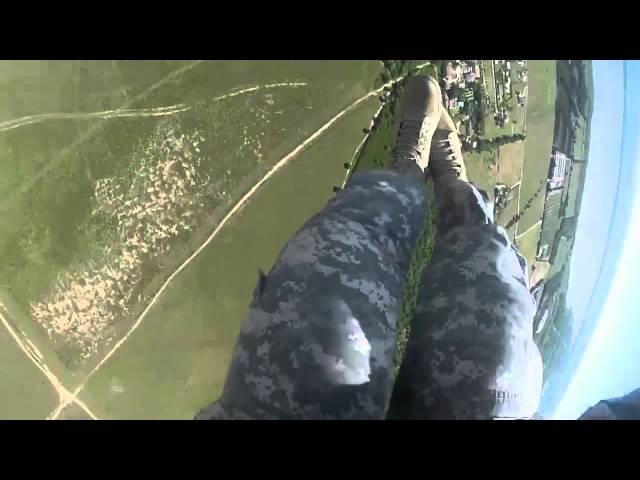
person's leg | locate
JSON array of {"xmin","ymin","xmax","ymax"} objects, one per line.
[
  {"xmin": 195, "ymin": 170, "xmax": 427, "ymax": 419},
  {"xmin": 388, "ymin": 111, "xmax": 543, "ymax": 420},
  {"xmin": 196, "ymin": 75, "xmax": 442, "ymax": 420}
]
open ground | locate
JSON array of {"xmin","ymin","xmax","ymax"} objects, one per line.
[
  {"xmin": 0, "ymin": 60, "xmax": 564, "ymax": 418},
  {"xmin": 0, "ymin": 60, "xmax": 389, "ymax": 418}
]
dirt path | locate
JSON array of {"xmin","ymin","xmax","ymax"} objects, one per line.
[
  {"xmin": 0, "ymin": 104, "xmax": 191, "ymax": 133},
  {"xmin": 211, "ymin": 82, "xmax": 307, "ymax": 103},
  {"xmin": 1, "ymin": 81, "xmax": 309, "ymax": 134},
  {"xmin": 0, "ymin": 302, "xmax": 98, "ymax": 419},
  {"xmin": 1, "ymin": 72, "xmax": 308, "ymax": 205},
  {"xmin": 2, "ymin": 60, "xmax": 204, "ymax": 204},
  {"xmin": 48, "ymin": 66, "xmax": 428, "ymax": 419},
  {"xmin": 516, "ymin": 219, "xmax": 542, "ymax": 241},
  {"xmin": 3, "ymin": 77, "xmax": 309, "ymax": 420}
]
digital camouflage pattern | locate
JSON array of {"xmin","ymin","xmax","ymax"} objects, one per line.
[
  {"xmin": 196, "ymin": 170, "xmax": 543, "ymax": 420},
  {"xmin": 196, "ymin": 171, "xmax": 427, "ymax": 419},
  {"xmin": 388, "ymin": 173, "xmax": 543, "ymax": 419}
]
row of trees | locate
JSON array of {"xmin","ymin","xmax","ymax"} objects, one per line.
[
  {"xmin": 472, "ymin": 133, "xmax": 526, "ymax": 152},
  {"xmin": 474, "ymin": 84, "xmax": 488, "ymax": 136},
  {"xmin": 382, "ymin": 60, "xmax": 413, "ymax": 78},
  {"xmin": 503, "ymin": 179, "xmax": 545, "ymax": 230},
  {"xmin": 377, "ymin": 60, "xmax": 429, "ymax": 87},
  {"xmin": 357, "ymin": 69, "xmax": 415, "ymax": 170}
]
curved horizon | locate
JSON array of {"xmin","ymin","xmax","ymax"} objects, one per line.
[
  {"xmin": 551, "ymin": 60, "xmax": 640, "ymax": 419},
  {"xmin": 575, "ymin": 62, "xmax": 627, "ymax": 324}
]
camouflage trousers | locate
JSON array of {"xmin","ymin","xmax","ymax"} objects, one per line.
[{"xmin": 195, "ymin": 170, "xmax": 543, "ymax": 420}]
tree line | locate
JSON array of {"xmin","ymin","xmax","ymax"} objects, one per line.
[{"xmin": 474, "ymin": 133, "xmax": 526, "ymax": 152}]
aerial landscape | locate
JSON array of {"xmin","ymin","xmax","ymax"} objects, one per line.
[{"xmin": 0, "ymin": 60, "xmax": 594, "ymax": 419}]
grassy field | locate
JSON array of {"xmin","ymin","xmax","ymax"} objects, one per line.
[
  {"xmin": 0, "ymin": 288, "xmax": 80, "ymax": 387},
  {"xmin": 496, "ymin": 141, "xmax": 524, "ymax": 187},
  {"xmin": 484, "ymin": 119, "xmax": 513, "ymax": 139},
  {"xmin": 516, "ymin": 222, "xmax": 542, "ymax": 270},
  {"xmin": 518, "ymin": 60, "xmax": 557, "ymax": 234},
  {"xmin": 0, "ymin": 60, "xmax": 564, "ymax": 418},
  {"xmin": 352, "ymin": 98, "xmax": 395, "ymax": 172},
  {"xmin": 78, "ymin": 96, "xmax": 381, "ymax": 419},
  {"xmin": 496, "ymin": 184, "xmax": 520, "ymax": 237},
  {"xmin": 0, "ymin": 61, "xmax": 382, "ymax": 379},
  {"xmin": 465, "ymin": 149, "xmax": 497, "ymax": 195},
  {"xmin": 571, "ymin": 116, "xmax": 587, "ymax": 159},
  {"xmin": 508, "ymin": 64, "xmax": 528, "ymax": 134},
  {"xmin": 538, "ymin": 190, "xmax": 563, "ymax": 249},
  {"xmin": 0, "ymin": 310, "xmax": 58, "ymax": 418},
  {"xmin": 564, "ymin": 163, "xmax": 584, "ymax": 218},
  {"xmin": 548, "ymin": 236, "xmax": 571, "ymax": 279}
]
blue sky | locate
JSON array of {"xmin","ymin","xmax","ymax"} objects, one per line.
[
  {"xmin": 552, "ymin": 61, "xmax": 640, "ymax": 419},
  {"xmin": 565, "ymin": 61, "xmax": 624, "ymax": 324}
]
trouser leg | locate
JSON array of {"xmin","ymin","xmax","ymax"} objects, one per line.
[
  {"xmin": 389, "ymin": 174, "xmax": 543, "ymax": 419},
  {"xmin": 196, "ymin": 170, "xmax": 428, "ymax": 419}
]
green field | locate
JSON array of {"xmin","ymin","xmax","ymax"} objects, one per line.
[
  {"xmin": 496, "ymin": 141, "xmax": 524, "ymax": 187},
  {"xmin": 78, "ymin": 96, "xmax": 381, "ymax": 419},
  {"xmin": 0, "ymin": 288, "xmax": 80, "ymax": 388},
  {"xmin": 497, "ymin": 184, "xmax": 520, "ymax": 237},
  {"xmin": 0, "ymin": 60, "xmax": 567, "ymax": 419},
  {"xmin": 484, "ymin": 118, "xmax": 515, "ymax": 139},
  {"xmin": 518, "ymin": 60, "xmax": 557, "ymax": 233},
  {"xmin": 0, "ymin": 60, "xmax": 382, "ymax": 381},
  {"xmin": 548, "ymin": 236, "xmax": 571, "ymax": 279},
  {"xmin": 0, "ymin": 60, "xmax": 385, "ymax": 418},
  {"xmin": 352, "ymin": 98, "xmax": 395, "ymax": 172},
  {"xmin": 465, "ymin": 149, "xmax": 497, "ymax": 195},
  {"xmin": 571, "ymin": 117, "xmax": 587, "ymax": 159},
  {"xmin": 516, "ymin": 222, "xmax": 542, "ymax": 268},
  {"xmin": 0, "ymin": 310, "xmax": 58, "ymax": 418},
  {"xmin": 538, "ymin": 189, "xmax": 563, "ymax": 250},
  {"xmin": 564, "ymin": 163, "xmax": 584, "ymax": 218}
]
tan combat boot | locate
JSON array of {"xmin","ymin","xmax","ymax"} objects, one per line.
[
  {"xmin": 429, "ymin": 109, "xmax": 468, "ymax": 182},
  {"xmin": 390, "ymin": 75, "xmax": 442, "ymax": 177}
]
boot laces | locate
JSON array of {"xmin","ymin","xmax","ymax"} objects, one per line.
[{"xmin": 391, "ymin": 119, "xmax": 431, "ymax": 163}]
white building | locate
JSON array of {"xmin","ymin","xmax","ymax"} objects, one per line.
[{"xmin": 549, "ymin": 151, "xmax": 571, "ymax": 190}]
